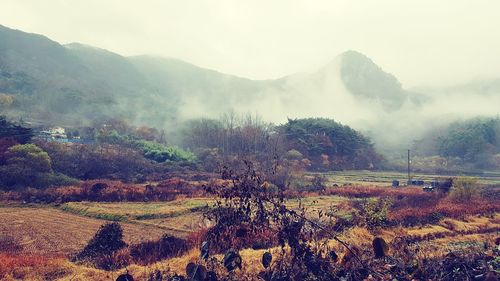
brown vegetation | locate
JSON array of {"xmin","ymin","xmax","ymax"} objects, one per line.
[
  {"xmin": 0, "ymin": 178, "xmax": 211, "ymax": 203},
  {"xmin": 0, "ymin": 207, "xmax": 165, "ymax": 255}
]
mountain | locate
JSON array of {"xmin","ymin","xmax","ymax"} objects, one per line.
[
  {"xmin": 0, "ymin": 25, "xmax": 410, "ymax": 128},
  {"xmin": 0, "ymin": 25, "xmax": 136, "ymax": 123},
  {"xmin": 338, "ymin": 50, "xmax": 408, "ymax": 110}
]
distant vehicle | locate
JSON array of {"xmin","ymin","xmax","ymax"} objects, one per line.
[
  {"xmin": 423, "ymin": 185, "xmax": 434, "ymax": 192},
  {"xmin": 407, "ymin": 179, "xmax": 424, "ymax": 186},
  {"xmin": 422, "ymin": 178, "xmax": 453, "ymax": 192}
]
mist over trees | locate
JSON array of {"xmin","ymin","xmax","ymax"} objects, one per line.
[
  {"xmin": 412, "ymin": 117, "xmax": 500, "ymax": 169},
  {"xmin": 282, "ymin": 118, "xmax": 381, "ymax": 170},
  {"xmin": 1, "ymin": 24, "xmax": 500, "ymax": 176},
  {"xmin": 181, "ymin": 114, "xmax": 381, "ymax": 171},
  {"xmin": 182, "ymin": 112, "xmax": 275, "ymax": 158}
]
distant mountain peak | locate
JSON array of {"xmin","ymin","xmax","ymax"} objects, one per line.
[
  {"xmin": 340, "ymin": 49, "xmax": 369, "ymax": 58},
  {"xmin": 337, "ymin": 50, "xmax": 407, "ymax": 110}
]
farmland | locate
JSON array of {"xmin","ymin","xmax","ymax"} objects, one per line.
[
  {"xmin": 1, "ymin": 194, "xmax": 498, "ymax": 280},
  {"xmin": 1, "ymin": 10, "xmax": 500, "ymax": 280},
  {"xmin": 1, "ymin": 166, "xmax": 499, "ymax": 280},
  {"xmin": 0, "ymin": 205, "xmax": 165, "ymax": 255},
  {"xmin": 315, "ymin": 170, "xmax": 500, "ymax": 186}
]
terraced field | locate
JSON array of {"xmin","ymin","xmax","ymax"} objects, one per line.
[
  {"xmin": 0, "ymin": 195, "xmax": 356, "ymax": 257},
  {"xmin": 57, "ymin": 196, "xmax": 351, "ymax": 232},
  {"xmin": 57, "ymin": 198, "xmax": 214, "ymax": 235},
  {"xmin": 59, "ymin": 198, "xmax": 213, "ymax": 221},
  {"xmin": 1, "ymin": 193, "xmax": 498, "ymax": 261}
]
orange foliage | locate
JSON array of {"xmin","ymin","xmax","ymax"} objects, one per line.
[
  {"xmin": 0, "ymin": 253, "xmax": 67, "ymax": 279},
  {"xmin": 324, "ymin": 185, "xmax": 431, "ymax": 198},
  {"xmin": 0, "ymin": 179, "xmax": 210, "ymax": 203},
  {"xmin": 389, "ymin": 199, "xmax": 500, "ymax": 226}
]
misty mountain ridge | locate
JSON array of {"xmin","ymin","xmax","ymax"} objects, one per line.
[
  {"xmin": 0, "ymin": 25, "xmax": 409, "ymax": 122},
  {"xmin": 1, "ymin": 24, "xmax": 499, "ymax": 151}
]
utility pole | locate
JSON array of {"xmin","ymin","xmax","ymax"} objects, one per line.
[{"xmin": 407, "ymin": 149, "xmax": 411, "ymax": 184}]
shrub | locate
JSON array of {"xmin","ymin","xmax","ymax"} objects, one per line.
[
  {"xmin": 0, "ymin": 143, "xmax": 54, "ymax": 188},
  {"xmin": 357, "ymin": 198, "xmax": 392, "ymax": 228},
  {"xmin": 129, "ymin": 234, "xmax": 189, "ymax": 265},
  {"xmin": 448, "ymin": 176, "xmax": 480, "ymax": 202},
  {"xmin": 75, "ymin": 222, "xmax": 127, "ymax": 270},
  {"xmin": 34, "ymin": 172, "xmax": 79, "ymax": 188},
  {"xmin": 284, "ymin": 149, "xmax": 304, "ymax": 160},
  {"xmin": 134, "ymin": 140, "xmax": 197, "ymax": 163}
]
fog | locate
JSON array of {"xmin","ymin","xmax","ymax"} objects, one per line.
[
  {"xmin": 2, "ymin": 0, "xmax": 500, "ymax": 87},
  {"xmin": 1, "ymin": 1, "xmax": 500, "ymax": 153}
]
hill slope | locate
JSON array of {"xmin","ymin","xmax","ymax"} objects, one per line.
[{"xmin": 0, "ymin": 25, "xmax": 410, "ymax": 128}]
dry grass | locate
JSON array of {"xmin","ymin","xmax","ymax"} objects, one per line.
[
  {"xmin": 140, "ymin": 213, "xmax": 207, "ymax": 234},
  {"xmin": 0, "ymin": 253, "xmax": 72, "ymax": 281},
  {"xmin": 60, "ymin": 198, "xmax": 213, "ymax": 221},
  {"xmin": 439, "ymin": 215, "xmax": 499, "ymax": 232},
  {"xmin": 57, "ymin": 199, "xmax": 214, "ymax": 236},
  {"xmin": 1, "ymin": 187, "xmax": 499, "ymax": 280},
  {"xmin": 324, "ymin": 184, "xmax": 432, "ymax": 198},
  {"xmin": 388, "ymin": 198, "xmax": 500, "ymax": 225},
  {"xmin": 2, "ymin": 214, "xmax": 498, "ymax": 280},
  {"xmin": 0, "ymin": 206, "xmax": 166, "ymax": 255}
]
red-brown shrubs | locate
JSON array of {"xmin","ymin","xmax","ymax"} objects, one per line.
[
  {"xmin": 389, "ymin": 198, "xmax": 500, "ymax": 226},
  {"xmin": 0, "ymin": 253, "xmax": 67, "ymax": 280},
  {"xmin": 0, "ymin": 178, "xmax": 211, "ymax": 203},
  {"xmin": 129, "ymin": 235, "xmax": 189, "ymax": 265},
  {"xmin": 188, "ymin": 224, "xmax": 279, "ymax": 254}
]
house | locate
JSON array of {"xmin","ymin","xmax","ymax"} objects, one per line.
[
  {"xmin": 39, "ymin": 127, "xmax": 66, "ymax": 140},
  {"xmin": 37, "ymin": 126, "xmax": 93, "ymax": 144},
  {"xmin": 48, "ymin": 127, "xmax": 66, "ymax": 138}
]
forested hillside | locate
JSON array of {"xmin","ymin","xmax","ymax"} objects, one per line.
[
  {"xmin": 413, "ymin": 117, "xmax": 500, "ymax": 169},
  {"xmin": 282, "ymin": 118, "xmax": 381, "ymax": 170},
  {"xmin": 0, "ymin": 25, "xmax": 409, "ymax": 129}
]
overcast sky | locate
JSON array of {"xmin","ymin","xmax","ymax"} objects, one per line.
[{"xmin": 1, "ymin": 0, "xmax": 499, "ymax": 87}]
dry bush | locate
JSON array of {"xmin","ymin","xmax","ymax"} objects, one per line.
[
  {"xmin": 323, "ymin": 185, "xmax": 432, "ymax": 199},
  {"xmin": 129, "ymin": 234, "xmax": 189, "ymax": 265},
  {"xmin": 389, "ymin": 198, "xmax": 499, "ymax": 226},
  {"xmin": 0, "ymin": 178, "xmax": 210, "ymax": 203},
  {"xmin": 194, "ymin": 161, "xmax": 357, "ymax": 280},
  {"xmin": 195, "ymin": 224, "xmax": 279, "ymax": 254},
  {"xmin": 0, "ymin": 253, "xmax": 70, "ymax": 280},
  {"xmin": 74, "ymin": 222, "xmax": 127, "ymax": 270},
  {"xmin": 448, "ymin": 176, "xmax": 480, "ymax": 202}
]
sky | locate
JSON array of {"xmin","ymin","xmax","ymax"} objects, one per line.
[{"xmin": 1, "ymin": 0, "xmax": 500, "ymax": 87}]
